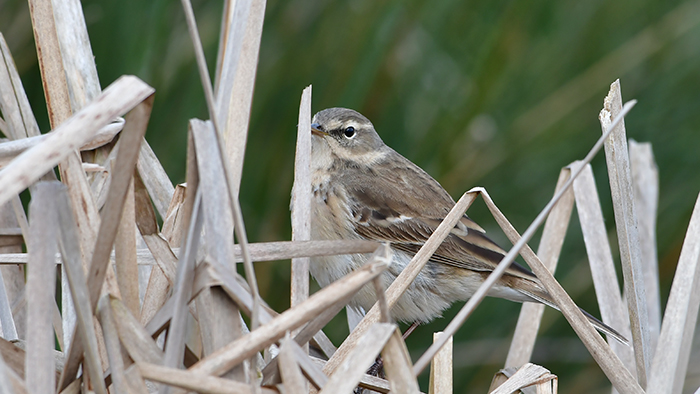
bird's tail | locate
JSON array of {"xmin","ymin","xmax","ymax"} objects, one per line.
[{"xmin": 516, "ymin": 283, "xmax": 629, "ymax": 345}]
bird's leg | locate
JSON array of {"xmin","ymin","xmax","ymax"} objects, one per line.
[
  {"xmin": 361, "ymin": 321, "xmax": 420, "ymax": 388},
  {"xmin": 402, "ymin": 321, "xmax": 420, "ymax": 339}
]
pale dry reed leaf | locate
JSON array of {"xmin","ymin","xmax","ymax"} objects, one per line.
[
  {"xmin": 50, "ymin": 0, "xmax": 100, "ymax": 110},
  {"xmin": 0, "ymin": 240, "xmax": 379, "ymax": 267},
  {"xmin": 490, "ymin": 363, "xmax": 556, "ymax": 394},
  {"xmin": 429, "ymin": 332, "xmax": 452, "ymax": 394},
  {"xmin": 60, "ymin": 92, "xmax": 154, "ymax": 390},
  {"xmin": 381, "ymin": 328, "xmax": 420, "ymax": 394},
  {"xmin": 308, "ymin": 356, "xmax": 391, "ymax": 393},
  {"xmin": 0, "ymin": 350, "xmax": 20, "ymax": 394},
  {"xmin": 0, "ymin": 200, "xmax": 27, "ymax": 341},
  {"xmin": 0, "ymin": 34, "xmax": 41, "ymax": 140},
  {"xmin": 600, "ymin": 80, "xmax": 650, "ymax": 386},
  {"xmin": 0, "ymin": 76, "xmax": 153, "ymax": 208},
  {"xmin": 115, "ymin": 177, "xmax": 140, "ymax": 316},
  {"xmin": 161, "ymin": 188, "xmax": 203, "ymax": 377},
  {"xmin": 138, "ymin": 362, "xmax": 276, "ymax": 394},
  {"xmin": 319, "ymin": 323, "xmax": 396, "ymax": 394},
  {"xmin": 134, "ymin": 174, "xmax": 177, "ymax": 330},
  {"xmin": 261, "ymin": 284, "xmax": 355, "ymax": 385},
  {"xmin": 124, "ymin": 364, "xmax": 151, "ymax": 394},
  {"xmin": 0, "ymin": 264, "xmax": 18, "ymax": 340},
  {"xmin": 479, "ymin": 189, "xmax": 640, "ymax": 393},
  {"xmin": 504, "ymin": 169, "xmax": 575, "ymax": 369},
  {"xmin": 136, "ymin": 140, "xmax": 175, "ymax": 219},
  {"xmin": 0, "ymin": 338, "xmax": 25, "ymax": 379},
  {"xmin": 134, "ymin": 173, "xmax": 177, "ymax": 284},
  {"xmin": 52, "ymin": 182, "xmax": 107, "ymax": 394},
  {"xmin": 190, "ymin": 118, "xmax": 247, "ymax": 380},
  {"xmin": 647, "ymin": 192, "xmax": 700, "ymax": 394},
  {"xmin": 279, "ymin": 337, "xmax": 307, "ymax": 392},
  {"xmin": 414, "ymin": 102, "xmax": 640, "ymax": 394},
  {"xmin": 161, "ymin": 184, "xmax": 188, "ymax": 245},
  {"xmin": 27, "ymin": 0, "xmax": 71, "ymax": 126},
  {"xmin": 25, "ymin": 182, "xmax": 59, "ymax": 393},
  {"xmin": 97, "ymin": 296, "xmax": 128, "ymax": 394},
  {"xmin": 188, "ymin": 250, "xmax": 390, "ymax": 377},
  {"xmin": 217, "ymin": 0, "xmax": 266, "ymax": 196},
  {"xmin": 28, "ymin": 5, "xmax": 107, "ymax": 360},
  {"xmin": 629, "ymin": 140, "xmax": 661, "ymax": 352},
  {"xmin": 195, "ymin": 286, "xmax": 247, "ymax": 381},
  {"xmin": 110, "ymin": 296, "xmax": 164, "ymax": 365},
  {"xmin": 291, "ymin": 85, "xmax": 312, "ymax": 335},
  {"xmin": 572, "ymin": 162, "xmax": 635, "ymax": 375},
  {"xmin": 287, "ymin": 338, "xmax": 329, "ymax": 390}
]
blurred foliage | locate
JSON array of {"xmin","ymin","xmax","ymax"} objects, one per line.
[{"xmin": 3, "ymin": 0, "xmax": 700, "ymax": 392}]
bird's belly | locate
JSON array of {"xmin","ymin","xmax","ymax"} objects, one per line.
[{"xmin": 310, "ymin": 244, "xmax": 472, "ymax": 324}]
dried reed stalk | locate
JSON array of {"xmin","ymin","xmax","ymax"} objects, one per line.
[
  {"xmin": 601, "ymin": 80, "xmax": 650, "ymax": 386},
  {"xmin": 503, "ymin": 168, "xmax": 575, "ymax": 369},
  {"xmin": 429, "ymin": 332, "xmax": 453, "ymax": 394}
]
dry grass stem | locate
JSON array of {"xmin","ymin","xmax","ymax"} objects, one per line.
[
  {"xmin": 572, "ymin": 162, "xmax": 635, "ymax": 374},
  {"xmin": 319, "ymin": 323, "xmax": 396, "ymax": 394},
  {"xmin": 0, "ymin": 76, "xmax": 154, "ymax": 209},
  {"xmin": 381, "ymin": 328, "xmax": 421, "ymax": 394},
  {"xmin": 279, "ymin": 336, "xmax": 308, "ymax": 392},
  {"xmin": 490, "ymin": 363, "xmax": 557, "ymax": 394},
  {"xmin": 629, "ymin": 140, "xmax": 661, "ymax": 351},
  {"xmin": 647, "ymin": 192, "xmax": 700, "ymax": 393},
  {"xmin": 600, "ymin": 80, "xmax": 650, "ymax": 386},
  {"xmin": 110, "ymin": 296, "xmax": 164, "ymax": 365},
  {"xmin": 0, "ymin": 34, "xmax": 41, "ymax": 139},
  {"xmin": 161, "ymin": 189, "xmax": 204, "ymax": 377},
  {"xmin": 413, "ymin": 101, "xmax": 638, "ymax": 386},
  {"xmin": 61, "ymin": 93, "xmax": 154, "ymax": 391},
  {"xmin": 138, "ymin": 362, "xmax": 276, "ymax": 394},
  {"xmin": 115, "ymin": 177, "xmax": 139, "ymax": 316},
  {"xmin": 218, "ymin": 0, "xmax": 266, "ymax": 195},
  {"xmin": 429, "ymin": 332, "xmax": 453, "ymax": 394},
  {"xmin": 25, "ymin": 183, "xmax": 58, "ymax": 393},
  {"xmin": 53, "ymin": 183, "xmax": 107, "ymax": 394},
  {"xmin": 505, "ymin": 168, "xmax": 575, "ymax": 369},
  {"xmin": 286, "ymin": 338, "xmax": 329, "ymax": 389},
  {"xmin": 97, "ymin": 296, "xmax": 128, "ymax": 394},
  {"xmin": 291, "ymin": 85, "xmax": 313, "ymax": 352},
  {"xmin": 188, "ymin": 248, "xmax": 390, "ymax": 377},
  {"xmin": 137, "ymin": 140, "xmax": 175, "ymax": 218}
]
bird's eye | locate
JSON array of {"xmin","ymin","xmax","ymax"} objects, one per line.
[{"xmin": 343, "ymin": 126, "xmax": 356, "ymax": 139}]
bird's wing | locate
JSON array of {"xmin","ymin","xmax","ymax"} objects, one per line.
[{"xmin": 340, "ymin": 154, "xmax": 537, "ymax": 281}]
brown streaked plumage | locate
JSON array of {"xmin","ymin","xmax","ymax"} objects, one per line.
[{"xmin": 308, "ymin": 107, "xmax": 626, "ymax": 344}]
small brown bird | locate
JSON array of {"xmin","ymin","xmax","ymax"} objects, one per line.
[{"xmin": 309, "ymin": 107, "xmax": 625, "ymax": 343}]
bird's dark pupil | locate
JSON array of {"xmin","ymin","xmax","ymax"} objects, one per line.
[{"xmin": 344, "ymin": 126, "xmax": 355, "ymax": 138}]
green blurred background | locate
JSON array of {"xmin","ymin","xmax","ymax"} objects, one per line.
[{"xmin": 3, "ymin": 0, "xmax": 700, "ymax": 392}]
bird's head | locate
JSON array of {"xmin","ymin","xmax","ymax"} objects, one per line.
[{"xmin": 310, "ymin": 108, "xmax": 386, "ymax": 164}]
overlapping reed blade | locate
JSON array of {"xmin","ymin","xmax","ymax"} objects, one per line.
[
  {"xmin": 410, "ymin": 103, "xmax": 638, "ymax": 381},
  {"xmin": 429, "ymin": 332, "xmax": 453, "ymax": 394},
  {"xmin": 572, "ymin": 162, "xmax": 635, "ymax": 375},
  {"xmin": 25, "ymin": 183, "xmax": 59, "ymax": 394},
  {"xmin": 490, "ymin": 363, "xmax": 557, "ymax": 394},
  {"xmin": 647, "ymin": 193, "xmax": 700, "ymax": 393},
  {"xmin": 502, "ymin": 168, "xmax": 575, "ymax": 373},
  {"xmin": 291, "ymin": 86, "xmax": 313, "ymax": 344},
  {"xmin": 601, "ymin": 80, "xmax": 651, "ymax": 386}
]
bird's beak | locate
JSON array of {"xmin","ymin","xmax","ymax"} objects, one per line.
[{"xmin": 311, "ymin": 123, "xmax": 326, "ymax": 137}]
